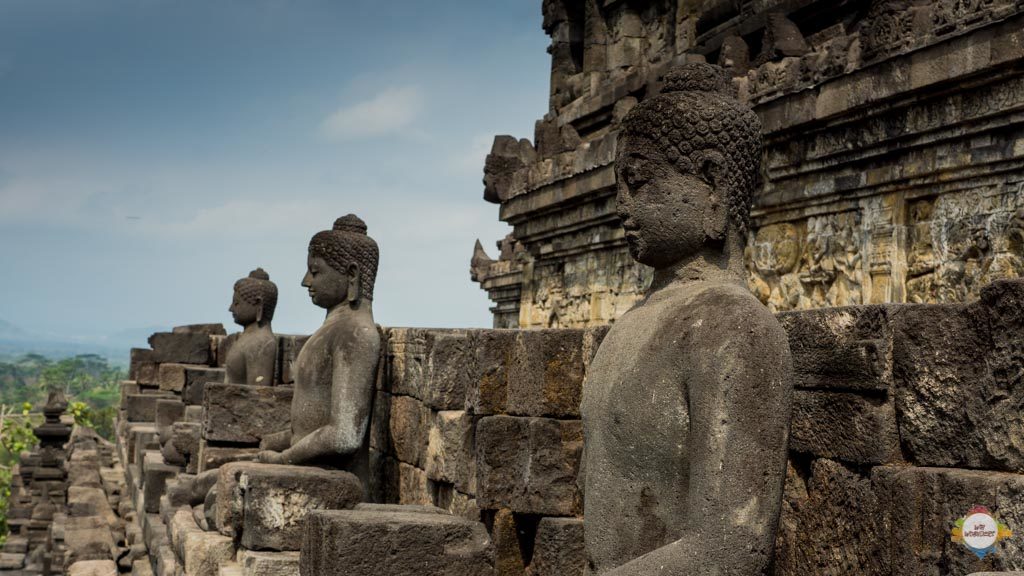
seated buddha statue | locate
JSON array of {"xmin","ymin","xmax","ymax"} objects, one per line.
[{"xmin": 225, "ymin": 268, "xmax": 278, "ymax": 385}]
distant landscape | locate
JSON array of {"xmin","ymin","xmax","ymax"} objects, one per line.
[
  {"xmin": 0, "ymin": 317, "xmax": 169, "ymax": 367},
  {"xmin": 0, "ymin": 318, "xmax": 136, "ymax": 541}
]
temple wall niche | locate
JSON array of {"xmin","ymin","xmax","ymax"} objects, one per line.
[{"xmin": 474, "ymin": 0, "xmax": 1024, "ymax": 328}]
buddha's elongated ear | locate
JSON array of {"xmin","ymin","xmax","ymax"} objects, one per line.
[
  {"xmin": 346, "ymin": 263, "xmax": 361, "ymax": 305},
  {"xmin": 700, "ymin": 150, "xmax": 728, "ymax": 244},
  {"xmin": 255, "ymin": 296, "xmax": 264, "ymax": 324}
]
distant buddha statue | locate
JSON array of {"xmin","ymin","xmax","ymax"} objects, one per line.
[
  {"xmin": 257, "ymin": 214, "xmax": 381, "ymax": 482},
  {"xmin": 580, "ymin": 63, "xmax": 793, "ymax": 575},
  {"xmin": 225, "ymin": 268, "xmax": 278, "ymax": 385}
]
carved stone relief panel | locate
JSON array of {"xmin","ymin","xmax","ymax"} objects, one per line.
[{"xmin": 905, "ymin": 185, "xmax": 1024, "ymax": 303}]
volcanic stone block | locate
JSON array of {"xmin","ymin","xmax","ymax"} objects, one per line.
[
  {"xmin": 202, "ymin": 384, "xmax": 292, "ymax": 444},
  {"xmin": 155, "ymin": 399, "xmax": 185, "ymax": 439},
  {"xmin": 774, "ymin": 459, "xmax": 889, "ymax": 576},
  {"xmin": 398, "ymin": 462, "xmax": 432, "ymax": 506},
  {"xmin": 300, "ymin": 509, "xmax": 495, "ymax": 575},
  {"xmin": 131, "ymin": 347, "xmax": 160, "ymax": 386},
  {"xmin": 892, "ymin": 302, "xmax": 1024, "ymax": 471},
  {"xmin": 121, "ymin": 381, "xmax": 141, "ymax": 405},
  {"xmin": 160, "ymin": 363, "xmax": 225, "ymax": 397},
  {"xmin": 214, "ymin": 463, "xmax": 363, "ymax": 551},
  {"xmin": 174, "ymin": 323, "xmax": 226, "ymax": 336},
  {"xmin": 277, "ymin": 334, "xmax": 309, "ymax": 385},
  {"xmin": 143, "ymin": 455, "xmax": 182, "ymax": 514},
  {"xmin": 531, "ymin": 517, "xmax": 585, "ymax": 576},
  {"xmin": 211, "ymin": 333, "xmax": 231, "ymax": 368},
  {"xmin": 476, "ymin": 416, "xmax": 582, "ymax": 516},
  {"xmin": 67, "ymin": 560, "xmax": 118, "ymax": 576},
  {"xmin": 64, "ymin": 515, "xmax": 116, "ymax": 564},
  {"xmin": 126, "ymin": 394, "xmax": 165, "ymax": 422},
  {"xmin": 170, "ymin": 422, "xmax": 201, "ymax": 462},
  {"xmin": 0, "ymin": 553, "xmax": 24, "ymax": 570},
  {"xmin": 155, "ymin": 543, "xmax": 177, "ymax": 576},
  {"xmin": 149, "ymin": 331, "xmax": 213, "ymax": 365},
  {"xmin": 388, "ymin": 395, "xmax": 430, "ymax": 467},
  {"xmin": 790, "ymin": 390, "xmax": 899, "ymax": 464},
  {"xmin": 67, "ymin": 486, "xmax": 118, "ymax": 526},
  {"xmin": 127, "ymin": 425, "xmax": 158, "ymax": 464},
  {"xmin": 874, "ymin": 464, "xmax": 1024, "ymax": 575},
  {"xmin": 777, "ymin": 305, "xmax": 893, "ymax": 392},
  {"xmin": 131, "ymin": 558, "xmax": 153, "ymax": 576},
  {"xmin": 424, "ymin": 331, "xmax": 474, "ymax": 410},
  {"xmin": 170, "ymin": 508, "xmax": 200, "ymax": 561},
  {"xmin": 183, "ymin": 530, "xmax": 235, "ymax": 576},
  {"xmin": 368, "ymin": 391, "xmax": 392, "ymax": 453},
  {"xmin": 466, "ymin": 330, "xmax": 517, "ymax": 416},
  {"xmin": 506, "ymin": 330, "xmax": 586, "ymax": 418},
  {"xmin": 130, "ymin": 347, "xmax": 155, "ymax": 379},
  {"xmin": 433, "ymin": 483, "xmax": 480, "ymax": 521},
  {"xmin": 197, "ymin": 444, "xmax": 259, "ymax": 473},
  {"xmin": 385, "ymin": 328, "xmax": 428, "ymax": 397},
  {"xmin": 237, "ymin": 550, "xmax": 300, "ymax": 576},
  {"xmin": 425, "ymin": 410, "xmax": 476, "ymax": 495},
  {"xmin": 492, "ymin": 509, "xmax": 526, "ymax": 575}
]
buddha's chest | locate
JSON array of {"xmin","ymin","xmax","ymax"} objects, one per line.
[{"xmin": 581, "ymin": 307, "xmax": 693, "ymax": 471}]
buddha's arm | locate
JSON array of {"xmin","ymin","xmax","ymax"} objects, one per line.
[
  {"xmin": 280, "ymin": 329, "xmax": 379, "ymax": 465},
  {"xmin": 246, "ymin": 337, "xmax": 277, "ymax": 385},
  {"xmin": 606, "ymin": 313, "xmax": 793, "ymax": 575}
]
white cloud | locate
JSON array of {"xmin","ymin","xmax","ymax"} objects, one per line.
[
  {"xmin": 321, "ymin": 86, "xmax": 424, "ymax": 140},
  {"xmin": 447, "ymin": 132, "xmax": 494, "ymax": 178}
]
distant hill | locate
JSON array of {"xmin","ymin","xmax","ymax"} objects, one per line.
[
  {"xmin": 0, "ymin": 319, "xmax": 173, "ymax": 367},
  {"xmin": 0, "ymin": 318, "xmax": 29, "ymax": 340}
]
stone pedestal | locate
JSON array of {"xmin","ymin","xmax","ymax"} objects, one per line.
[
  {"xmin": 299, "ymin": 508, "xmax": 494, "ymax": 576},
  {"xmin": 214, "ymin": 463, "xmax": 363, "ymax": 551}
]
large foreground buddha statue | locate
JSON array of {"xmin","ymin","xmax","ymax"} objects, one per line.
[
  {"xmin": 257, "ymin": 214, "xmax": 381, "ymax": 482},
  {"xmin": 580, "ymin": 63, "xmax": 793, "ymax": 575}
]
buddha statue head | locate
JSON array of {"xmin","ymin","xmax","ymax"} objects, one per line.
[
  {"xmin": 230, "ymin": 268, "xmax": 278, "ymax": 327},
  {"xmin": 304, "ymin": 214, "xmax": 379, "ymax": 310},
  {"xmin": 615, "ymin": 62, "xmax": 761, "ymax": 269}
]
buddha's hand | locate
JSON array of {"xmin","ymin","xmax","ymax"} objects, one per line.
[{"xmin": 257, "ymin": 450, "xmax": 285, "ymax": 464}]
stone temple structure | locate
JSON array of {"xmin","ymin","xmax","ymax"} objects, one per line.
[{"xmin": 473, "ymin": 0, "xmax": 1024, "ymax": 328}]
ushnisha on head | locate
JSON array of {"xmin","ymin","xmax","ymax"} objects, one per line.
[
  {"xmin": 230, "ymin": 268, "xmax": 278, "ymax": 326},
  {"xmin": 304, "ymin": 214, "xmax": 380, "ymax": 310},
  {"xmin": 615, "ymin": 62, "xmax": 762, "ymax": 269}
]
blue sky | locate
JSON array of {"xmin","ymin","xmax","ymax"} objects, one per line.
[{"xmin": 0, "ymin": 0, "xmax": 549, "ymax": 344}]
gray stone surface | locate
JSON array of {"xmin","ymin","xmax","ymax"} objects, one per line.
[
  {"xmin": 506, "ymin": 329, "xmax": 586, "ymax": 418},
  {"xmin": 790, "ymin": 390, "xmax": 899, "ymax": 464},
  {"xmin": 531, "ymin": 517, "xmax": 585, "ymax": 576},
  {"xmin": 424, "ymin": 410, "xmax": 476, "ymax": 495},
  {"xmin": 300, "ymin": 508, "xmax": 494, "ymax": 575},
  {"xmin": 580, "ymin": 63, "xmax": 792, "ymax": 575},
  {"xmin": 476, "ymin": 415, "xmax": 581, "ymax": 516},
  {"xmin": 893, "ymin": 286, "xmax": 1024, "ymax": 472},
  {"xmin": 148, "ymin": 331, "xmax": 213, "ymax": 365},
  {"xmin": 214, "ymin": 463, "xmax": 363, "ymax": 551},
  {"xmin": 202, "ymin": 383, "xmax": 292, "ymax": 444}
]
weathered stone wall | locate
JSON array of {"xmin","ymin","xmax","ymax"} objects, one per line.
[
  {"xmin": 20, "ymin": 279, "xmax": 1024, "ymax": 575},
  {"xmin": 375, "ymin": 278, "xmax": 1024, "ymax": 575},
  {"xmin": 473, "ymin": 0, "xmax": 1024, "ymax": 328}
]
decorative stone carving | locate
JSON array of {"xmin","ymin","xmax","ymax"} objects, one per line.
[
  {"xmin": 754, "ymin": 12, "xmax": 809, "ymax": 66},
  {"xmin": 482, "ymin": 136, "xmax": 536, "ymax": 204},
  {"xmin": 257, "ymin": 215, "xmax": 381, "ymax": 485},
  {"xmin": 225, "ymin": 268, "xmax": 278, "ymax": 385},
  {"xmin": 581, "ymin": 63, "xmax": 793, "ymax": 574},
  {"xmin": 860, "ymin": 0, "xmax": 915, "ymax": 62}
]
